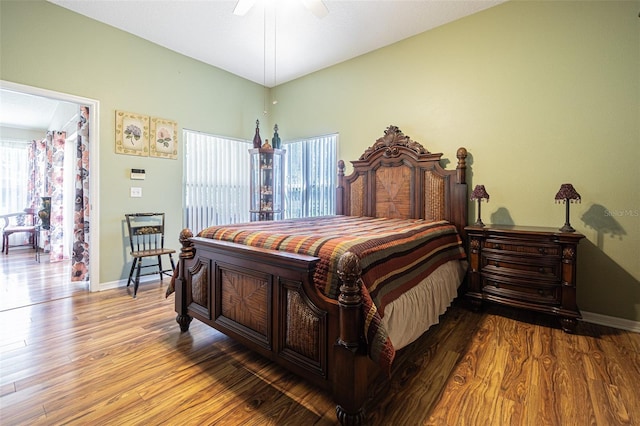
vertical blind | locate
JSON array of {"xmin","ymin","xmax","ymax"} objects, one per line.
[
  {"xmin": 183, "ymin": 130, "xmax": 251, "ymax": 233},
  {"xmin": 183, "ymin": 129, "xmax": 338, "ymax": 233},
  {"xmin": 285, "ymin": 134, "xmax": 338, "ymax": 218}
]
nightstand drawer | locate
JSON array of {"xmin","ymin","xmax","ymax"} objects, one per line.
[
  {"xmin": 482, "ymin": 276, "xmax": 561, "ymax": 306},
  {"xmin": 465, "ymin": 225, "xmax": 584, "ymax": 333},
  {"xmin": 481, "ymin": 254, "xmax": 560, "ymax": 282},
  {"xmin": 484, "ymin": 238, "xmax": 560, "ymax": 257}
]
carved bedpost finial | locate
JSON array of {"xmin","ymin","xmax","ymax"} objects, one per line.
[
  {"xmin": 179, "ymin": 228, "xmax": 195, "ymax": 259},
  {"xmin": 336, "ymin": 252, "xmax": 363, "ymax": 350},
  {"xmin": 456, "ymin": 147, "xmax": 467, "ymax": 184},
  {"xmin": 338, "ymin": 160, "xmax": 345, "ymax": 178},
  {"xmin": 337, "ymin": 251, "xmax": 362, "ymax": 285}
]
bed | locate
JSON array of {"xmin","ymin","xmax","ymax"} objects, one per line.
[{"xmin": 170, "ymin": 125, "xmax": 469, "ymax": 425}]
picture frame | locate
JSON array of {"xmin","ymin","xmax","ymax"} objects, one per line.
[
  {"xmin": 115, "ymin": 111, "xmax": 149, "ymax": 156},
  {"xmin": 150, "ymin": 117, "xmax": 178, "ymax": 159}
]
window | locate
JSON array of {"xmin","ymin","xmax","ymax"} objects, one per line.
[
  {"xmin": 285, "ymin": 134, "xmax": 338, "ymax": 218},
  {"xmin": 183, "ymin": 130, "xmax": 338, "ymax": 232},
  {"xmin": 183, "ymin": 130, "xmax": 250, "ymax": 233},
  {"xmin": 0, "ymin": 140, "xmax": 29, "ymax": 215}
]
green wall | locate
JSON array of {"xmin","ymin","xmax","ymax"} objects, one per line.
[
  {"xmin": 1, "ymin": 0, "xmax": 267, "ymax": 285},
  {"xmin": 2, "ymin": 0, "xmax": 638, "ymax": 322},
  {"xmin": 272, "ymin": 0, "xmax": 640, "ymax": 322}
]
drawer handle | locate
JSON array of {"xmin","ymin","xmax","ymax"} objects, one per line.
[
  {"xmin": 494, "ymin": 261, "xmax": 500, "ymax": 267},
  {"xmin": 538, "ymin": 289, "xmax": 545, "ymax": 295},
  {"xmin": 539, "ymin": 267, "xmax": 545, "ymax": 274},
  {"xmin": 495, "ymin": 244, "xmax": 501, "ymax": 250},
  {"xmin": 538, "ymin": 248, "xmax": 546, "ymax": 254}
]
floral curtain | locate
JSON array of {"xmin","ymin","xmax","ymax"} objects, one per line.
[
  {"xmin": 27, "ymin": 137, "xmax": 48, "ymax": 250},
  {"xmin": 72, "ymin": 106, "xmax": 90, "ymax": 282},
  {"xmin": 26, "ymin": 131, "xmax": 66, "ymax": 262},
  {"xmin": 48, "ymin": 131, "xmax": 66, "ymax": 262},
  {"xmin": 27, "ymin": 138, "xmax": 46, "ymax": 210},
  {"xmin": 25, "ymin": 106, "xmax": 90, "ymax": 281}
]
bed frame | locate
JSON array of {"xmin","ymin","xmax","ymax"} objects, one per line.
[{"xmin": 174, "ymin": 125, "xmax": 468, "ymax": 424}]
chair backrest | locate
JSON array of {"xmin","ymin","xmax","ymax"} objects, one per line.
[
  {"xmin": 1, "ymin": 208, "xmax": 37, "ymax": 229},
  {"xmin": 125, "ymin": 213, "xmax": 167, "ymax": 253}
]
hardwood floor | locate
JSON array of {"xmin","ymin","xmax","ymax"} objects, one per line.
[
  {"xmin": 1, "ymin": 252, "xmax": 639, "ymax": 425},
  {"xmin": 0, "ymin": 248, "xmax": 85, "ymax": 311}
]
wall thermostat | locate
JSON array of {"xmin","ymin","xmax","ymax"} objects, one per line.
[{"xmin": 130, "ymin": 168, "xmax": 146, "ymax": 180}]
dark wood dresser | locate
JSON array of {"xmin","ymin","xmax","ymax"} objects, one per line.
[{"xmin": 465, "ymin": 225, "xmax": 585, "ymax": 332}]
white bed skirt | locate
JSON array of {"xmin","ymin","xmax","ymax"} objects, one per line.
[{"xmin": 382, "ymin": 259, "xmax": 467, "ymax": 350}]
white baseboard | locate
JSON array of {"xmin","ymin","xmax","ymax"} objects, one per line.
[{"xmin": 581, "ymin": 311, "xmax": 640, "ymax": 333}]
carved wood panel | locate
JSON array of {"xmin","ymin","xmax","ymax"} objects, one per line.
[
  {"xmin": 219, "ymin": 268, "xmax": 269, "ymax": 337},
  {"xmin": 374, "ymin": 165, "xmax": 411, "ymax": 218},
  {"xmin": 187, "ymin": 258, "xmax": 210, "ymax": 319}
]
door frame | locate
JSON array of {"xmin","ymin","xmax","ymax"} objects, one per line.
[{"xmin": 1, "ymin": 80, "xmax": 101, "ymax": 292}]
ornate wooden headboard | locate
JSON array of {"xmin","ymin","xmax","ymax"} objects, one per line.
[{"xmin": 336, "ymin": 125, "xmax": 468, "ymax": 236}]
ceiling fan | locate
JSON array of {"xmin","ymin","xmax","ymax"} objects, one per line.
[{"xmin": 233, "ymin": 0, "xmax": 329, "ymax": 18}]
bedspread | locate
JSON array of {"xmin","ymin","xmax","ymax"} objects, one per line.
[{"xmin": 197, "ymin": 215, "xmax": 466, "ymax": 371}]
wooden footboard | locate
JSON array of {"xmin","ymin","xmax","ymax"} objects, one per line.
[{"xmin": 174, "ymin": 229, "xmax": 374, "ymax": 425}]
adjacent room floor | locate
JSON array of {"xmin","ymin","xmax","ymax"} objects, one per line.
[{"xmin": 0, "ymin": 248, "xmax": 85, "ymax": 312}]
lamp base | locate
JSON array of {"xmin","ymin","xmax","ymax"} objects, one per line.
[
  {"xmin": 474, "ymin": 200, "xmax": 485, "ymax": 227},
  {"xmin": 559, "ymin": 224, "xmax": 575, "ymax": 233}
]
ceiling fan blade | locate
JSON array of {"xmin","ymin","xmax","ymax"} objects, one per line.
[
  {"xmin": 301, "ymin": 0, "xmax": 329, "ymax": 18},
  {"xmin": 233, "ymin": 0, "xmax": 256, "ymax": 16}
]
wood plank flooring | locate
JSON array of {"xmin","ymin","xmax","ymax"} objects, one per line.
[
  {"xmin": 0, "ymin": 248, "xmax": 85, "ymax": 311},
  {"xmin": 1, "ymin": 250, "xmax": 639, "ymax": 425}
]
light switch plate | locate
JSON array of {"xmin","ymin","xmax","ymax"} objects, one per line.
[{"xmin": 130, "ymin": 187, "xmax": 142, "ymax": 198}]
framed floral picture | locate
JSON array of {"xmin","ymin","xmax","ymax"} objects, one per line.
[
  {"xmin": 115, "ymin": 111, "xmax": 149, "ymax": 156},
  {"xmin": 150, "ymin": 117, "xmax": 178, "ymax": 159}
]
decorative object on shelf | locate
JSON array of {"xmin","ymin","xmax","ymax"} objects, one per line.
[
  {"xmin": 470, "ymin": 185, "xmax": 490, "ymax": 226},
  {"xmin": 150, "ymin": 117, "xmax": 178, "ymax": 159},
  {"xmin": 272, "ymin": 124, "xmax": 281, "ymax": 149},
  {"xmin": 555, "ymin": 183, "xmax": 581, "ymax": 232},
  {"xmin": 252, "ymin": 119, "xmax": 262, "ymax": 148},
  {"xmin": 249, "ymin": 146, "xmax": 285, "ymax": 221},
  {"xmin": 115, "ymin": 111, "xmax": 149, "ymax": 156},
  {"xmin": 38, "ymin": 196, "xmax": 51, "ymax": 230}
]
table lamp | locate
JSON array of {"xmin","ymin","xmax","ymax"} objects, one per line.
[
  {"xmin": 470, "ymin": 185, "xmax": 490, "ymax": 227},
  {"xmin": 555, "ymin": 183, "xmax": 581, "ymax": 232}
]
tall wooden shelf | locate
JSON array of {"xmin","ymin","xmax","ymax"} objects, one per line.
[{"xmin": 249, "ymin": 148, "xmax": 285, "ymax": 221}]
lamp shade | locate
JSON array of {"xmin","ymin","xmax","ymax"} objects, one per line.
[
  {"xmin": 471, "ymin": 185, "xmax": 490, "ymax": 201},
  {"xmin": 555, "ymin": 183, "xmax": 581, "ymax": 203}
]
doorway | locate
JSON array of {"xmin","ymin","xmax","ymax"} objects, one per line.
[{"xmin": 0, "ymin": 80, "xmax": 100, "ymax": 308}]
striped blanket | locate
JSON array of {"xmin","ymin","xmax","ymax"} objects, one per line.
[{"xmin": 198, "ymin": 215, "xmax": 466, "ymax": 372}]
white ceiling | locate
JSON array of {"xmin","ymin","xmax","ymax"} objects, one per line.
[
  {"xmin": 2, "ymin": 0, "xmax": 505, "ymax": 131},
  {"xmin": 47, "ymin": 0, "xmax": 505, "ymax": 87},
  {"xmin": 0, "ymin": 89, "xmax": 78, "ymax": 132}
]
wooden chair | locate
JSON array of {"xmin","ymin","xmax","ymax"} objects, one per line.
[
  {"xmin": 125, "ymin": 213, "xmax": 176, "ymax": 298},
  {"xmin": 1, "ymin": 208, "xmax": 38, "ymax": 256}
]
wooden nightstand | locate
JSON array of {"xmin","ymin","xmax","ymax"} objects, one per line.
[{"xmin": 465, "ymin": 225, "xmax": 584, "ymax": 333}]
